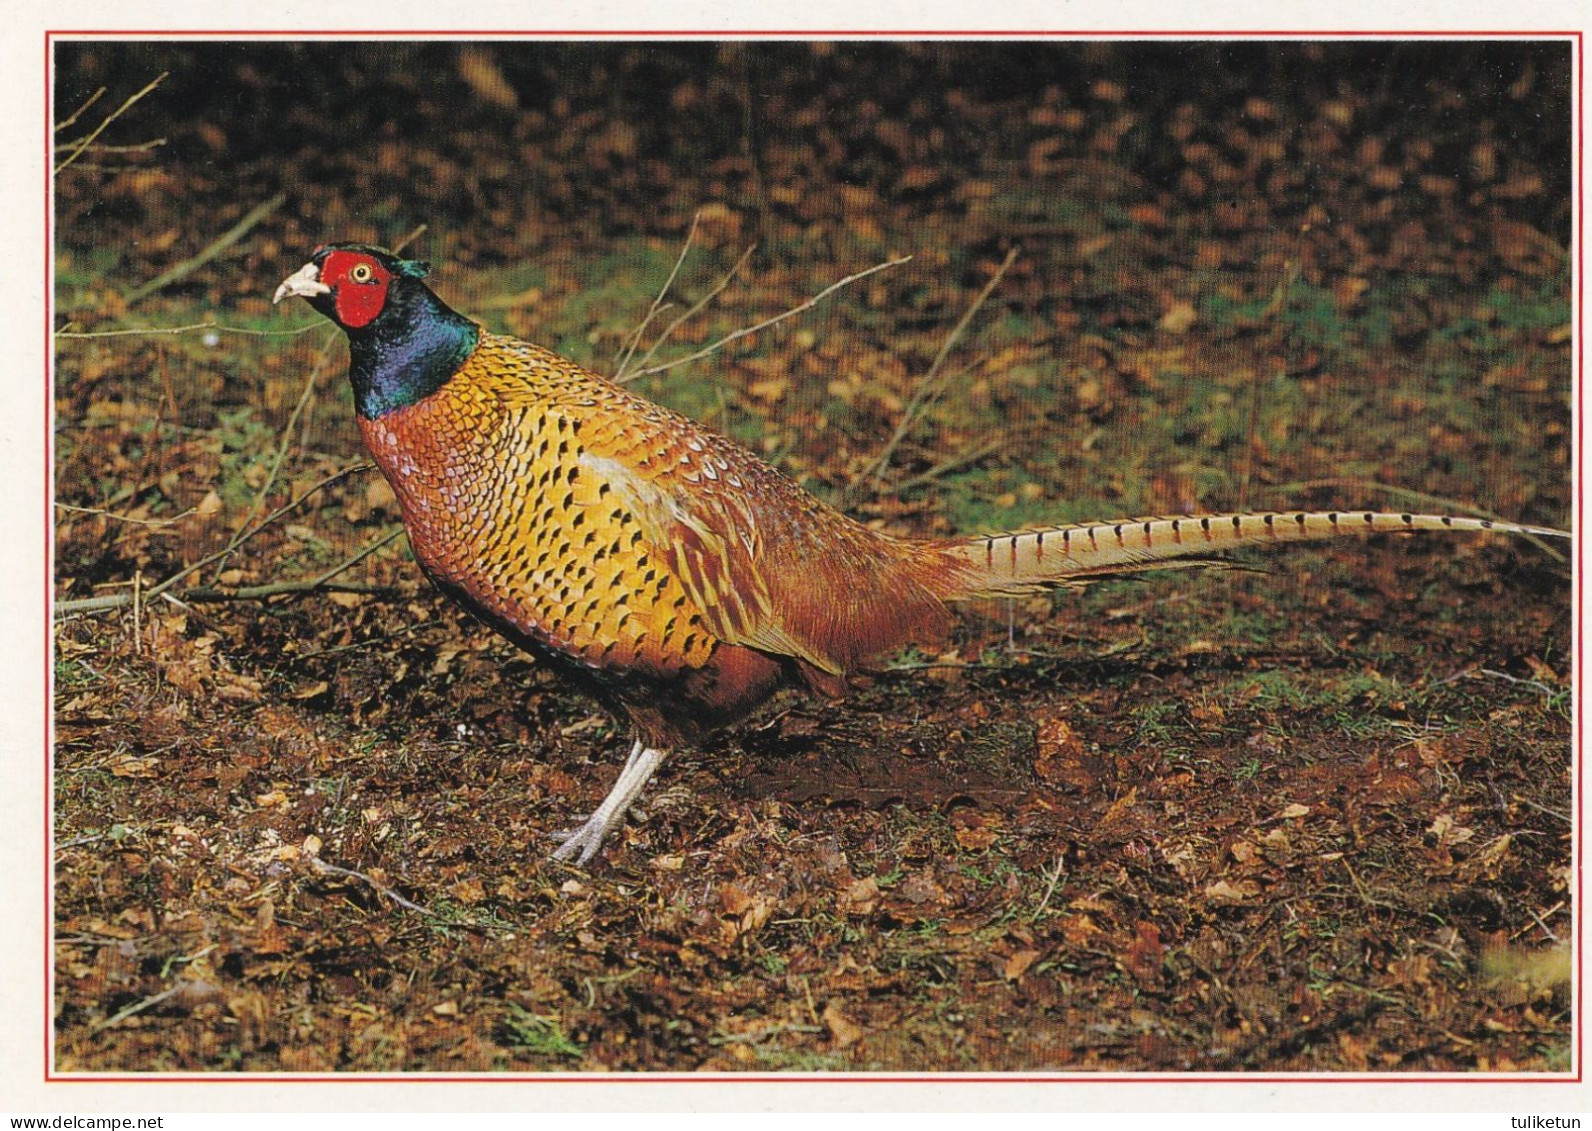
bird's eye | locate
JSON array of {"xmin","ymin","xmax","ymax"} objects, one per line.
[{"xmin": 350, "ymin": 262, "xmax": 375, "ymax": 283}]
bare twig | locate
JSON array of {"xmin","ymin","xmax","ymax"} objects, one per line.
[
  {"xmin": 876, "ymin": 437, "xmax": 1000, "ymax": 496},
  {"xmin": 626, "ymin": 254, "xmax": 911, "ymax": 381},
  {"xmin": 54, "ymin": 86, "xmax": 107, "ymax": 133},
  {"xmin": 124, "ymin": 192, "xmax": 287, "ymax": 305},
  {"xmin": 1470, "ymin": 668, "xmax": 1559, "ymax": 699},
  {"xmin": 82, "ymin": 528, "xmax": 404, "ymax": 611},
  {"xmin": 1338, "ymin": 857, "xmax": 1401, "ymax": 912},
  {"xmin": 268, "ymin": 527, "xmax": 406, "ymax": 595},
  {"xmin": 614, "ymin": 211, "xmax": 700, "ymax": 380},
  {"xmin": 391, "ymin": 223, "xmax": 429, "ymax": 256},
  {"xmin": 55, "ymin": 321, "xmax": 324, "ymax": 340},
  {"xmin": 116, "ymin": 579, "xmax": 391, "ymax": 608},
  {"xmin": 73, "ymin": 140, "xmax": 168, "ymax": 156},
  {"xmin": 708, "ymin": 1023, "xmax": 826, "ymax": 1046},
  {"xmin": 305, "ymin": 852, "xmax": 432, "ymax": 916},
  {"xmin": 131, "ymin": 571, "xmax": 143, "ymax": 655},
  {"xmin": 55, "ymin": 502, "xmax": 196, "ymax": 527},
  {"xmin": 293, "ymin": 618, "xmax": 446, "ymax": 660},
  {"xmin": 855, "ymin": 247, "xmax": 1018, "ymax": 496},
  {"xmin": 54, "ymin": 72, "xmax": 167, "ymax": 174},
  {"xmin": 1032, "ymin": 853, "xmax": 1067, "ymax": 918},
  {"xmin": 55, "ymin": 463, "xmax": 374, "ymax": 616},
  {"xmin": 619, "ymin": 244, "xmax": 759, "ymax": 383},
  {"xmin": 91, "ymin": 985, "xmax": 182, "ymax": 1032},
  {"xmin": 1512, "ymin": 795, "xmax": 1570, "ymax": 824}
]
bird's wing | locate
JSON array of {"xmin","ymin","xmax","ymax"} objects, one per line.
[{"xmin": 578, "ymin": 445, "xmax": 846, "ymax": 675}]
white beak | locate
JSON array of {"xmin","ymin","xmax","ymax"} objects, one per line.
[{"xmin": 273, "ymin": 261, "xmax": 331, "ymax": 305}]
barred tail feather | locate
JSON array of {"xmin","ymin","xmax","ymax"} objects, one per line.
[{"xmin": 940, "ymin": 510, "xmax": 1569, "ymax": 599}]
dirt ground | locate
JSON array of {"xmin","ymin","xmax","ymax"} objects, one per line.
[{"xmin": 51, "ymin": 40, "xmax": 1572, "ymax": 1073}]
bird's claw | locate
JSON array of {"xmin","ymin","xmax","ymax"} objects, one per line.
[{"xmin": 550, "ymin": 821, "xmax": 605, "ymax": 866}]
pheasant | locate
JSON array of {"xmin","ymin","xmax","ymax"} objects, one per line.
[{"xmin": 274, "ymin": 243, "xmax": 1570, "ymax": 865}]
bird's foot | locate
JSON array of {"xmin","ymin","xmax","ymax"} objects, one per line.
[
  {"xmin": 548, "ymin": 741, "xmax": 668, "ymax": 866},
  {"xmin": 550, "ymin": 818, "xmax": 610, "ymax": 866}
]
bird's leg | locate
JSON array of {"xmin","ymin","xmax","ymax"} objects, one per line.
[{"xmin": 550, "ymin": 739, "xmax": 669, "ymax": 865}]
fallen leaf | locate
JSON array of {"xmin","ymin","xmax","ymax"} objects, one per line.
[
  {"xmin": 838, "ymin": 876, "xmax": 880, "ymax": 916},
  {"xmin": 822, "ymin": 999, "xmax": 864, "ymax": 1048},
  {"xmin": 1004, "ymin": 948, "xmax": 1042, "ymax": 982},
  {"xmin": 1204, "ymin": 879, "xmax": 1259, "ymax": 904},
  {"xmin": 449, "ymin": 878, "xmax": 486, "ymax": 905}
]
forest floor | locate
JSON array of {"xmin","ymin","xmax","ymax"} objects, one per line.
[{"xmin": 51, "ymin": 41, "xmax": 1572, "ymax": 1073}]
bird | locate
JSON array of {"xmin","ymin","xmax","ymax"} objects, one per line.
[{"xmin": 274, "ymin": 242, "xmax": 1570, "ymax": 865}]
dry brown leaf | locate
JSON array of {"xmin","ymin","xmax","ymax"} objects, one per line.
[
  {"xmin": 839, "ymin": 875, "xmax": 881, "ymax": 916},
  {"xmin": 449, "ymin": 878, "xmax": 486, "ymax": 905},
  {"xmin": 1204, "ymin": 879, "xmax": 1258, "ymax": 904},
  {"xmin": 1100, "ymin": 786, "xmax": 1139, "ymax": 827},
  {"xmin": 1003, "ymin": 948, "xmax": 1042, "ymax": 982},
  {"xmin": 822, "ymin": 999, "xmax": 863, "ymax": 1048}
]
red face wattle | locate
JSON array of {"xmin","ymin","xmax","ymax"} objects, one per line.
[{"xmin": 319, "ymin": 249, "xmax": 393, "ymax": 329}]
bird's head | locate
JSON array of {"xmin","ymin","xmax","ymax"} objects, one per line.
[{"xmin": 272, "ymin": 243, "xmax": 433, "ymax": 331}]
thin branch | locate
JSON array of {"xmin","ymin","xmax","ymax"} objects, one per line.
[
  {"xmin": 92, "ymin": 985, "xmax": 181, "ymax": 1032},
  {"xmin": 879, "ymin": 439, "xmax": 1001, "ymax": 496},
  {"xmin": 1511, "ymin": 795, "xmax": 1570, "ymax": 824},
  {"xmin": 620, "ymin": 243, "xmax": 757, "ymax": 385},
  {"xmin": 55, "ymin": 502, "xmax": 195, "ymax": 527},
  {"xmin": 54, "ymin": 463, "xmax": 373, "ymax": 616},
  {"xmin": 312, "ymin": 527, "xmax": 406, "ymax": 582},
  {"xmin": 391, "ymin": 224, "xmax": 428, "ymax": 255},
  {"xmin": 614, "ymin": 211, "xmax": 700, "ymax": 381},
  {"xmin": 855, "ymin": 247, "xmax": 1018, "ymax": 495},
  {"xmin": 54, "ymin": 72, "xmax": 166, "ymax": 174},
  {"xmin": 619, "ymin": 243, "xmax": 758, "ymax": 384},
  {"xmin": 1338, "ymin": 857, "xmax": 1402, "ymax": 912},
  {"xmin": 55, "ymin": 321, "xmax": 324, "ymax": 340},
  {"xmin": 124, "ymin": 192, "xmax": 287, "ymax": 305},
  {"xmin": 73, "ymin": 140, "xmax": 168, "ymax": 156},
  {"xmin": 305, "ymin": 852, "xmax": 432, "ymax": 916},
  {"xmin": 54, "ymin": 86, "xmax": 107, "ymax": 133},
  {"xmin": 61, "ymin": 573, "xmax": 395, "ymax": 616},
  {"xmin": 626, "ymin": 254, "xmax": 912, "ymax": 381},
  {"xmin": 1273, "ymin": 477, "xmax": 1521, "ymax": 516},
  {"xmin": 293, "ymin": 618, "xmax": 446, "ymax": 661},
  {"xmin": 158, "ymin": 529, "xmax": 404, "ymax": 607},
  {"xmin": 1032, "ymin": 853, "xmax": 1067, "ymax": 918},
  {"xmin": 1471, "ymin": 668, "xmax": 1558, "ymax": 699}
]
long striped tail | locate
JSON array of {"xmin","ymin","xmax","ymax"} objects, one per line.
[{"xmin": 939, "ymin": 510, "xmax": 1570, "ymax": 599}]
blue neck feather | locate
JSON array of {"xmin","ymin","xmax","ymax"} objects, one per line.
[{"xmin": 346, "ymin": 283, "xmax": 480, "ymax": 419}]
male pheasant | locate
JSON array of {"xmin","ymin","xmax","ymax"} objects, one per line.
[{"xmin": 275, "ymin": 243, "xmax": 1569, "ymax": 865}]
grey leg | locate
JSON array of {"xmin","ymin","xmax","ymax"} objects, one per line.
[{"xmin": 551, "ymin": 740, "xmax": 668, "ymax": 865}]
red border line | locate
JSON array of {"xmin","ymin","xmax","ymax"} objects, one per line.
[
  {"xmin": 44, "ymin": 29, "xmax": 55, "ymax": 1086},
  {"xmin": 42, "ymin": 28, "xmax": 1584, "ymax": 1088}
]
